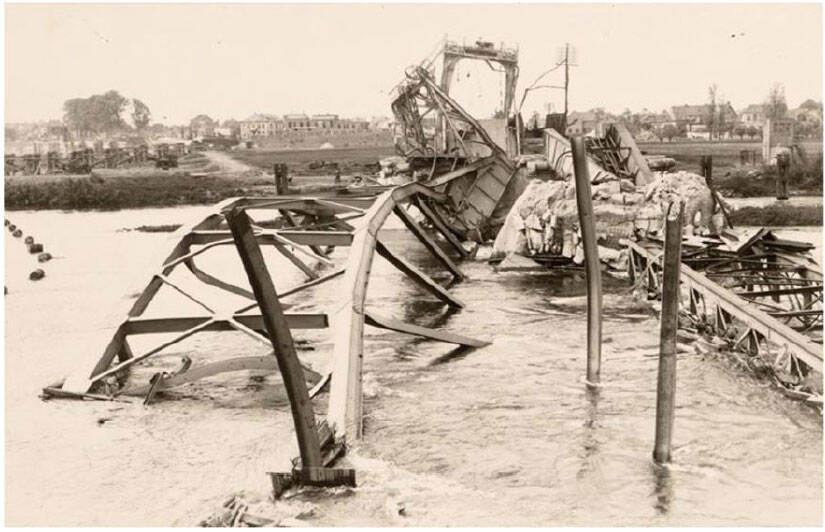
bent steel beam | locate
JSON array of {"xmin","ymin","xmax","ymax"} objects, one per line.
[
  {"xmin": 227, "ymin": 206, "xmax": 322, "ymax": 469},
  {"xmin": 51, "ymin": 186, "xmax": 489, "ymax": 456},
  {"xmin": 327, "ymin": 182, "xmax": 483, "ymax": 439}
]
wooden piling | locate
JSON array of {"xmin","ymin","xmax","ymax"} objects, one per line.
[
  {"xmin": 274, "ymin": 163, "xmax": 289, "ymax": 195},
  {"xmin": 700, "ymin": 155, "xmax": 712, "ymax": 180},
  {"xmin": 653, "ymin": 202, "xmax": 683, "ymax": 464},
  {"xmin": 225, "ymin": 207, "xmax": 322, "ymax": 469},
  {"xmin": 776, "ymin": 152, "xmax": 790, "ymax": 200},
  {"xmin": 570, "ymin": 137, "xmax": 602, "ymax": 386},
  {"xmin": 701, "ymin": 155, "xmax": 733, "ymax": 230}
]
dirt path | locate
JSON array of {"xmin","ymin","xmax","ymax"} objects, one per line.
[{"xmin": 201, "ymin": 150, "xmax": 257, "ymax": 174}]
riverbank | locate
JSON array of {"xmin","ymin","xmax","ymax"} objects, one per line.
[
  {"xmin": 3, "ymin": 150, "xmax": 353, "ymax": 211},
  {"xmin": 227, "ymin": 145, "xmax": 393, "ymax": 176},
  {"xmin": 638, "ymin": 140, "xmax": 823, "ymax": 198},
  {"xmin": 728, "ymin": 203, "xmax": 822, "ymax": 227}
]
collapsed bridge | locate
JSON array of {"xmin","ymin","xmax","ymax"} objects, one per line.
[
  {"xmin": 42, "ymin": 38, "xmax": 822, "ymax": 508},
  {"xmin": 45, "ymin": 184, "xmax": 490, "ymax": 488}
]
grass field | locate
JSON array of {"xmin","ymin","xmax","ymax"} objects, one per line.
[
  {"xmin": 228, "ymin": 146, "xmax": 395, "ymax": 176},
  {"xmin": 4, "ymin": 174, "xmax": 272, "ymax": 211},
  {"xmin": 638, "ymin": 140, "xmax": 822, "ymax": 172},
  {"xmin": 4, "ymin": 152, "xmax": 272, "ymax": 211},
  {"xmin": 639, "ymin": 140, "xmax": 823, "ymax": 197},
  {"xmin": 729, "ymin": 204, "xmax": 823, "ymax": 226}
]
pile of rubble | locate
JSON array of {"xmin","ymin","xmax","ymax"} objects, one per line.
[{"xmin": 491, "ymin": 170, "xmax": 729, "ymax": 270}]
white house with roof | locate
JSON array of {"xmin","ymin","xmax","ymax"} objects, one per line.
[
  {"xmin": 239, "ymin": 114, "xmax": 284, "ymax": 139},
  {"xmin": 739, "ymin": 104, "xmax": 767, "ymax": 128}
]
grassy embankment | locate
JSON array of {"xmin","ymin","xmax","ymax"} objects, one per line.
[
  {"xmin": 638, "ymin": 140, "xmax": 823, "ymax": 197},
  {"xmin": 228, "ymin": 145, "xmax": 395, "ymax": 176},
  {"xmin": 4, "ymin": 153, "xmax": 272, "ymax": 211},
  {"xmin": 639, "ymin": 141, "xmax": 823, "ymax": 226},
  {"xmin": 3, "ymin": 146, "xmax": 388, "ymax": 211},
  {"xmin": 728, "ymin": 204, "xmax": 822, "ymax": 227}
]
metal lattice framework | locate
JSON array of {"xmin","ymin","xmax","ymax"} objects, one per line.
[
  {"xmin": 625, "ymin": 238, "xmax": 822, "ymax": 390},
  {"xmin": 46, "ymin": 183, "xmax": 489, "ymax": 453}
]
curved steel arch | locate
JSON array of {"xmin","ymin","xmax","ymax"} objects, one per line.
[{"xmin": 46, "ymin": 183, "xmax": 489, "ymax": 469}]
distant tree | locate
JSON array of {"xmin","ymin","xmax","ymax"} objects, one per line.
[
  {"xmin": 661, "ymin": 124, "xmax": 678, "ymax": 142},
  {"xmin": 765, "ymin": 83, "xmax": 788, "ymax": 121},
  {"xmin": 591, "ymin": 107, "xmax": 609, "ymax": 121},
  {"xmin": 189, "ymin": 114, "xmax": 215, "ymax": 128},
  {"xmin": 795, "ymin": 120, "xmax": 814, "ymax": 139},
  {"xmin": 799, "ymin": 99, "xmax": 822, "ymax": 112},
  {"xmin": 492, "ymin": 109, "xmax": 507, "ymax": 119},
  {"xmin": 734, "ymin": 125, "xmax": 747, "ymax": 140},
  {"xmin": 222, "ymin": 119, "xmax": 241, "ymax": 138},
  {"xmin": 620, "ymin": 108, "xmax": 633, "ymax": 123},
  {"xmin": 717, "ymin": 101, "xmax": 732, "ymax": 140},
  {"xmin": 707, "ymin": 83, "xmax": 718, "ymax": 138},
  {"xmin": 63, "ymin": 90, "xmax": 129, "ymax": 136},
  {"xmin": 746, "ymin": 125, "xmax": 759, "ymax": 140},
  {"xmin": 131, "ymin": 98, "xmax": 151, "ymax": 130},
  {"xmin": 63, "ymin": 98, "xmax": 92, "ymax": 137},
  {"xmin": 529, "ymin": 111, "xmax": 541, "ymax": 129}
]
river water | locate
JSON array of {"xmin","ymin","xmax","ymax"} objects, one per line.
[{"xmin": 4, "ymin": 204, "xmax": 822, "ymax": 526}]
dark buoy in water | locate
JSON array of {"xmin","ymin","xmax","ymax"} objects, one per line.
[
  {"xmin": 8, "ymin": 224, "xmax": 16, "ymax": 231},
  {"xmin": 4, "ymin": 219, "xmax": 9, "ymax": 226},
  {"xmin": 37, "ymin": 252, "xmax": 53, "ymax": 263},
  {"xmin": 24, "ymin": 236, "xmax": 34, "ymax": 244},
  {"xmin": 29, "ymin": 269, "xmax": 45, "ymax": 281},
  {"xmin": 28, "ymin": 243, "xmax": 44, "ymax": 254},
  {"xmin": 12, "ymin": 229, "xmax": 22, "ymax": 238}
]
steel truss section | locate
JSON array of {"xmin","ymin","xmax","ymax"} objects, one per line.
[
  {"xmin": 45, "ymin": 183, "xmax": 489, "ymax": 459},
  {"xmin": 625, "ymin": 239, "xmax": 822, "ymax": 381}
]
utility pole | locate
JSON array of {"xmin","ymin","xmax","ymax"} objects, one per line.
[{"xmin": 564, "ymin": 42, "xmax": 570, "ymax": 128}]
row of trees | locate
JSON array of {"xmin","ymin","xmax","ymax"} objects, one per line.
[
  {"xmin": 704, "ymin": 83, "xmax": 775, "ymax": 137},
  {"xmin": 655, "ymin": 122, "xmax": 763, "ymax": 142},
  {"xmin": 63, "ymin": 90, "xmax": 150, "ymax": 137}
]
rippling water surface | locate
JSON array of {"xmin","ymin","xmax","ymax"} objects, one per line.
[{"xmin": 4, "ymin": 206, "xmax": 822, "ymax": 526}]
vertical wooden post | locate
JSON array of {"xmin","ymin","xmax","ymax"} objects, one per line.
[
  {"xmin": 570, "ymin": 137, "xmax": 602, "ymax": 386},
  {"xmin": 776, "ymin": 152, "xmax": 790, "ymax": 200},
  {"xmin": 225, "ymin": 207, "xmax": 322, "ymax": 468},
  {"xmin": 701, "ymin": 155, "xmax": 733, "ymax": 230},
  {"xmin": 653, "ymin": 202, "xmax": 683, "ymax": 464},
  {"xmin": 274, "ymin": 163, "xmax": 289, "ymax": 195},
  {"xmin": 700, "ymin": 155, "xmax": 712, "ymax": 180}
]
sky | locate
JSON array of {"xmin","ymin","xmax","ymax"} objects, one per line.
[{"xmin": 4, "ymin": 3, "xmax": 823, "ymax": 125}]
